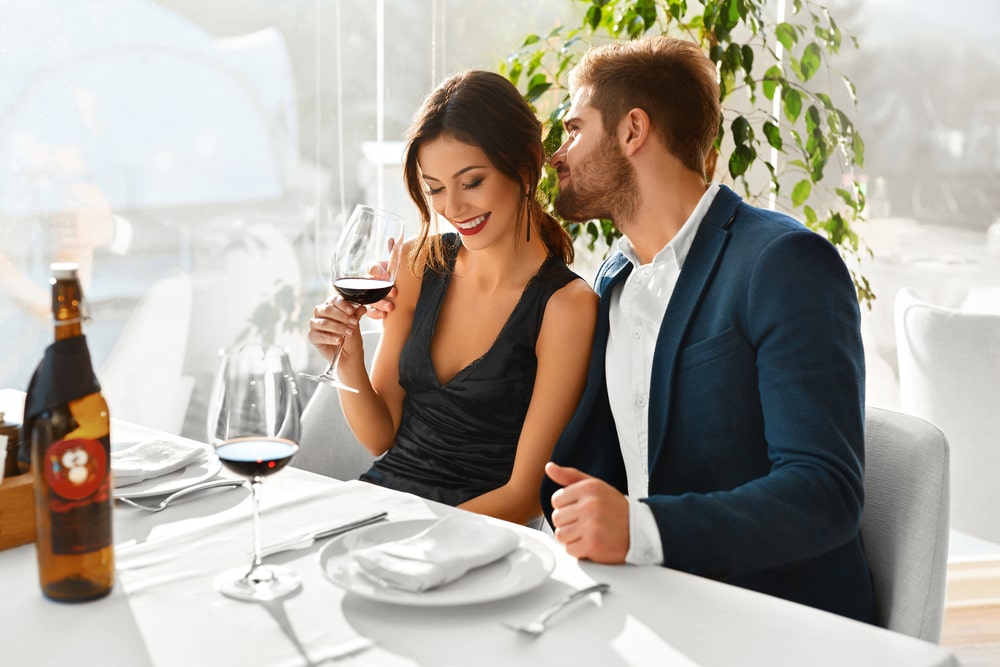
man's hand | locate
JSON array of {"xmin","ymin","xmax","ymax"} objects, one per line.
[{"xmin": 546, "ymin": 462, "xmax": 630, "ymax": 564}]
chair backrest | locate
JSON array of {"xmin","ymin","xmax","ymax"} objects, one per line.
[
  {"xmin": 861, "ymin": 405, "xmax": 950, "ymax": 643},
  {"xmin": 895, "ymin": 286, "xmax": 1000, "ymax": 542},
  {"xmin": 294, "ymin": 329, "xmax": 381, "ymax": 480},
  {"xmin": 98, "ymin": 269, "xmax": 194, "ymax": 434}
]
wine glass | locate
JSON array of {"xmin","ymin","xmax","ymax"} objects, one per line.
[
  {"xmin": 300, "ymin": 203, "xmax": 406, "ymax": 392},
  {"xmin": 206, "ymin": 343, "xmax": 302, "ymax": 601}
]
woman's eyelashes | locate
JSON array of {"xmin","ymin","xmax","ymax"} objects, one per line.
[{"xmin": 423, "ymin": 177, "xmax": 484, "ymax": 197}]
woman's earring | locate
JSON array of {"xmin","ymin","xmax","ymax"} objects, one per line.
[{"xmin": 523, "ymin": 186, "xmax": 532, "ymax": 242}]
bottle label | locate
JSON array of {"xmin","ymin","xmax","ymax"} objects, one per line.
[{"xmin": 43, "ymin": 437, "xmax": 112, "ymax": 554}]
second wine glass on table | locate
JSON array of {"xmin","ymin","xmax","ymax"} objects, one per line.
[
  {"xmin": 301, "ymin": 204, "xmax": 406, "ymax": 393},
  {"xmin": 206, "ymin": 344, "xmax": 302, "ymax": 602}
]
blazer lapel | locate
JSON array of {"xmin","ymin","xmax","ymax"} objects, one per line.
[
  {"xmin": 577, "ymin": 254, "xmax": 632, "ymax": 414},
  {"xmin": 647, "ymin": 188, "xmax": 740, "ymax": 473}
]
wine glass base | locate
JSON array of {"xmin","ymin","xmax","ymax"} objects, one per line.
[
  {"xmin": 214, "ymin": 564, "xmax": 302, "ymax": 602},
  {"xmin": 298, "ymin": 371, "xmax": 360, "ymax": 393}
]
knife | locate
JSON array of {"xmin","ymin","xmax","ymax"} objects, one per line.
[{"xmin": 261, "ymin": 511, "xmax": 388, "ymax": 558}]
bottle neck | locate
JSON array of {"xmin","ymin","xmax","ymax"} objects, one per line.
[
  {"xmin": 52, "ymin": 277, "xmax": 85, "ymax": 341},
  {"xmin": 54, "ymin": 319, "xmax": 84, "ymax": 341}
]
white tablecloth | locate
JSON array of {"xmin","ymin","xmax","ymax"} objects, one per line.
[{"xmin": 0, "ymin": 389, "xmax": 957, "ymax": 666}]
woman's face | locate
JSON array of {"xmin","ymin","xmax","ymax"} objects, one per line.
[{"xmin": 417, "ymin": 134, "xmax": 524, "ymax": 249}]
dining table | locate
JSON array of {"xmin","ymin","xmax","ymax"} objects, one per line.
[{"xmin": 0, "ymin": 388, "xmax": 957, "ymax": 666}]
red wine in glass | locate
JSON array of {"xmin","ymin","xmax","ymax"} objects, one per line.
[
  {"xmin": 216, "ymin": 438, "xmax": 299, "ymax": 478},
  {"xmin": 333, "ymin": 278, "xmax": 394, "ymax": 305}
]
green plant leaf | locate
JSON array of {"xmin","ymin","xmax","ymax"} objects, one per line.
[
  {"xmin": 805, "ymin": 104, "xmax": 821, "ymax": 135},
  {"xmin": 762, "ymin": 65, "xmax": 782, "ymax": 100},
  {"xmin": 763, "ymin": 120, "xmax": 782, "ymax": 150},
  {"xmin": 627, "ymin": 14, "xmax": 646, "ymax": 37},
  {"xmin": 724, "ymin": 42, "xmax": 743, "ymax": 71},
  {"xmin": 835, "ymin": 187, "xmax": 858, "ymax": 210},
  {"xmin": 731, "ymin": 115, "xmax": 751, "ymax": 145},
  {"xmin": 587, "ymin": 5, "xmax": 602, "ymax": 30},
  {"xmin": 543, "ymin": 121, "xmax": 565, "ymax": 158},
  {"xmin": 783, "ymin": 88, "xmax": 802, "ymax": 123},
  {"xmin": 775, "ymin": 22, "xmax": 796, "ymax": 50},
  {"xmin": 852, "ymin": 132, "xmax": 865, "ymax": 168},
  {"xmin": 741, "ymin": 44, "xmax": 754, "ymax": 74},
  {"xmin": 799, "ymin": 42, "xmax": 822, "ymax": 82},
  {"xmin": 526, "ymin": 73, "xmax": 551, "ymax": 102},
  {"xmin": 791, "ymin": 179, "xmax": 812, "ymax": 207},
  {"xmin": 728, "ymin": 144, "xmax": 755, "ymax": 178},
  {"xmin": 803, "ymin": 205, "xmax": 817, "ymax": 226}
]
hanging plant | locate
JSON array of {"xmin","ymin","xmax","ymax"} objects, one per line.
[{"xmin": 500, "ymin": 0, "xmax": 873, "ymax": 306}]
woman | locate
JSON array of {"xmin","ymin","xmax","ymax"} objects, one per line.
[{"xmin": 307, "ymin": 71, "xmax": 597, "ymax": 525}]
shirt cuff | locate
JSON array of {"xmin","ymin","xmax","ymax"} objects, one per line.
[{"xmin": 625, "ymin": 496, "xmax": 665, "ymax": 565}]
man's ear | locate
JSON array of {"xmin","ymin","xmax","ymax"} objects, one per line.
[{"xmin": 620, "ymin": 108, "xmax": 651, "ymax": 156}]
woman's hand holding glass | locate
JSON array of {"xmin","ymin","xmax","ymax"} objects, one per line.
[
  {"xmin": 302, "ymin": 204, "xmax": 406, "ymax": 392},
  {"xmin": 308, "ymin": 295, "xmax": 368, "ymax": 368}
]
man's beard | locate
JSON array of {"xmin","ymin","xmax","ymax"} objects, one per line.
[{"xmin": 554, "ymin": 135, "xmax": 639, "ymax": 229}]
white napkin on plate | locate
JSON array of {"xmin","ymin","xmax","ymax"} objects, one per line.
[
  {"xmin": 111, "ymin": 439, "xmax": 206, "ymax": 488},
  {"xmin": 351, "ymin": 514, "xmax": 519, "ymax": 592}
]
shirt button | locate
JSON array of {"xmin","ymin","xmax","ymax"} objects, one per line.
[
  {"xmin": 632, "ymin": 328, "xmax": 641, "ymax": 340},
  {"xmin": 636, "ymin": 396, "xmax": 647, "ymax": 408}
]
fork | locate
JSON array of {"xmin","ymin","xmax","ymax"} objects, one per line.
[
  {"xmin": 503, "ymin": 582, "xmax": 611, "ymax": 637},
  {"xmin": 116, "ymin": 478, "xmax": 246, "ymax": 512}
]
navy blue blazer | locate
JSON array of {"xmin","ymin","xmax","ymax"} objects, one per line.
[{"xmin": 543, "ymin": 186, "xmax": 875, "ymax": 623}]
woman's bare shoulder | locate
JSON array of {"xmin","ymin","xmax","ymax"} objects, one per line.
[{"xmin": 545, "ymin": 275, "xmax": 598, "ymax": 325}]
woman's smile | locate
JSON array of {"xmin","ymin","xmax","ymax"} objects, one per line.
[{"xmin": 453, "ymin": 212, "xmax": 490, "ymax": 236}]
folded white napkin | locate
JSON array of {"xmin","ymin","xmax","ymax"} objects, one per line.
[
  {"xmin": 111, "ymin": 439, "xmax": 206, "ymax": 488},
  {"xmin": 351, "ymin": 514, "xmax": 519, "ymax": 592}
]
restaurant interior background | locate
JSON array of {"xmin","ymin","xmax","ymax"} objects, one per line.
[{"xmin": 2, "ymin": 0, "xmax": 998, "ymax": 453}]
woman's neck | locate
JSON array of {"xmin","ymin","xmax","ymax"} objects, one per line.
[{"xmin": 454, "ymin": 235, "xmax": 548, "ymax": 293}]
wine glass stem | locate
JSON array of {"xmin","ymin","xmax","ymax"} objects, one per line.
[
  {"xmin": 322, "ymin": 300, "xmax": 359, "ymax": 377},
  {"xmin": 244, "ymin": 477, "xmax": 264, "ymax": 581},
  {"xmin": 323, "ymin": 338, "xmax": 346, "ymax": 376}
]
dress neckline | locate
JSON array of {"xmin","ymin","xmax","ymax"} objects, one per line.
[{"xmin": 428, "ymin": 237, "xmax": 556, "ymax": 388}]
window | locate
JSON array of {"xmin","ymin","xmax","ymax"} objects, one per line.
[{"xmin": 0, "ymin": 0, "xmax": 576, "ymax": 436}]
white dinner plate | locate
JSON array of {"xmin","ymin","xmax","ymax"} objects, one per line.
[
  {"xmin": 318, "ymin": 518, "xmax": 556, "ymax": 606},
  {"xmin": 111, "ymin": 441, "xmax": 223, "ymax": 499}
]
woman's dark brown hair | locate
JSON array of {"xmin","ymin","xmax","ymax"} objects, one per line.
[{"xmin": 403, "ymin": 70, "xmax": 573, "ymax": 272}]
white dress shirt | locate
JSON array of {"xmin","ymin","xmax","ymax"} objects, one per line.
[{"xmin": 606, "ymin": 184, "xmax": 720, "ymax": 564}]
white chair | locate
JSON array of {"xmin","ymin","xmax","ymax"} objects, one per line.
[
  {"xmin": 895, "ymin": 287, "xmax": 1000, "ymax": 543},
  {"xmin": 861, "ymin": 405, "xmax": 950, "ymax": 643},
  {"xmin": 98, "ymin": 270, "xmax": 194, "ymax": 434},
  {"xmin": 179, "ymin": 218, "xmax": 306, "ymax": 441},
  {"xmin": 294, "ymin": 329, "xmax": 381, "ymax": 480}
]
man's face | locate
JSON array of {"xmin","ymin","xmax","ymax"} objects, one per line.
[{"xmin": 549, "ymin": 86, "xmax": 638, "ymax": 226}]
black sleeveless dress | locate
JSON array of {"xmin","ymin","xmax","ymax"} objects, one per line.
[{"xmin": 359, "ymin": 234, "xmax": 582, "ymax": 506}]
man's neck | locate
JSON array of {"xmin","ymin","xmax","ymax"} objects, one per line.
[{"xmin": 619, "ymin": 170, "xmax": 709, "ymax": 265}]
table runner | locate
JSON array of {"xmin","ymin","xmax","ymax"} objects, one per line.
[{"xmin": 115, "ymin": 478, "xmax": 432, "ymax": 666}]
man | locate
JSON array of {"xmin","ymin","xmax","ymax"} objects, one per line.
[{"xmin": 542, "ymin": 35, "xmax": 874, "ymax": 623}]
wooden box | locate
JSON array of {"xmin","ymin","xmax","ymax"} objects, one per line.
[{"xmin": 0, "ymin": 473, "xmax": 36, "ymax": 551}]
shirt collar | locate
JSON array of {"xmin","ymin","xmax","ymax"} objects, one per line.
[{"xmin": 617, "ymin": 182, "xmax": 721, "ymax": 269}]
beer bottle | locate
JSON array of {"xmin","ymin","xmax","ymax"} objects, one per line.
[{"xmin": 28, "ymin": 262, "xmax": 114, "ymax": 601}]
